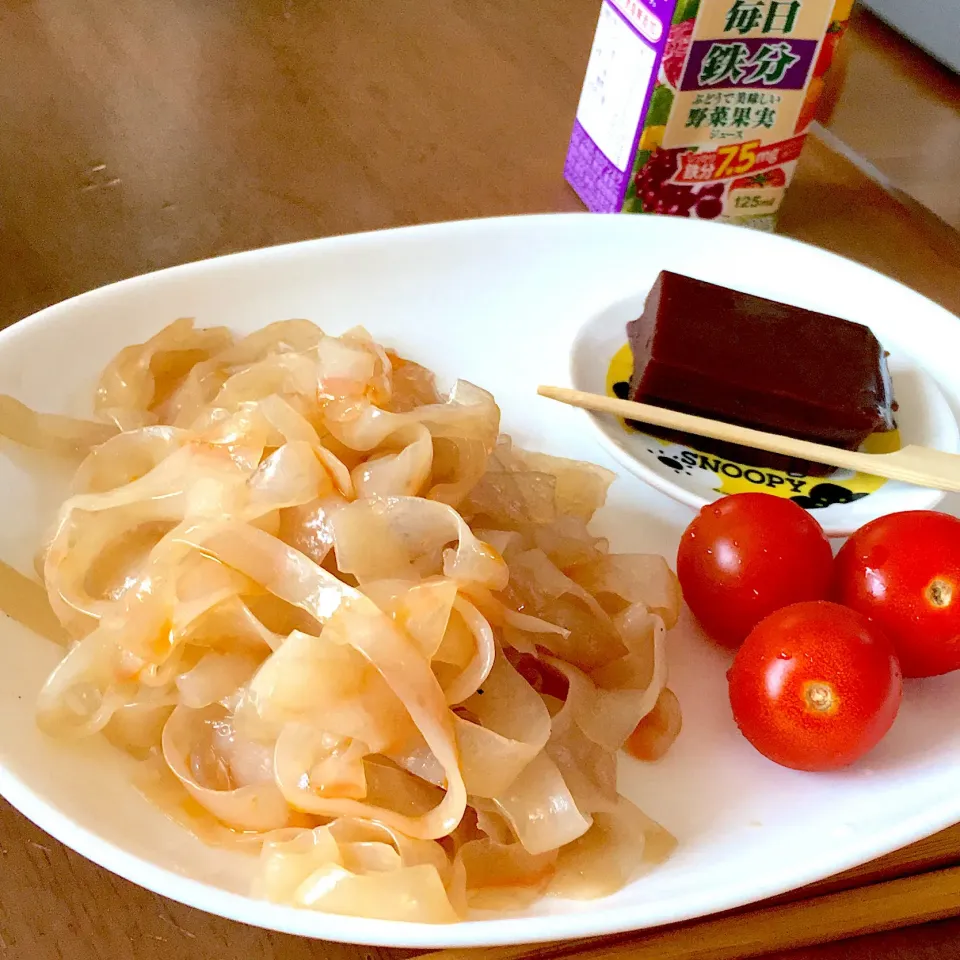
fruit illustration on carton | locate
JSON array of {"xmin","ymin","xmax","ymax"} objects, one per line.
[{"xmin": 564, "ymin": 0, "xmax": 851, "ymax": 229}]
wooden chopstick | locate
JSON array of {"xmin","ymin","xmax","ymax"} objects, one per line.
[
  {"xmin": 421, "ymin": 864, "xmax": 960, "ymax": 960},
  {"xmin": 537, "ymin": 385, "xmax": 960, "ymax": 493}
]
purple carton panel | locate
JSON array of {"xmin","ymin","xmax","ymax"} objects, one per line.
[{"xmin": 564, "ymin": 0, "xmax": 677, "ymax": 213}]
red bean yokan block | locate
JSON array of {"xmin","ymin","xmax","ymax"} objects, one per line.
[{"xmin": 626, "ymin": 271, "xmax": 896, "ymax": 475}]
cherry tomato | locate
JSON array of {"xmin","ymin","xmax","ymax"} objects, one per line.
[
  {"xmin": 728, "ymin": 601, "xmax": 902, "ymax": 771},
  {"xmin": 676, "ymin": 493, "xmax": 834, "ymax": 648},
  {"xmin": 834, "ymin": 511, "xmax": 960, "ymax": 678}
]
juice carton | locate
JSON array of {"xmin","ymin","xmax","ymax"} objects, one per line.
[{"xmin": 564, "ymin": 0, "xmax": 853, "ymax": 229}]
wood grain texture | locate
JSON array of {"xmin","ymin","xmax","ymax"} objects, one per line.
[
  {"xmin": 418, "ymin": 825, "xmax": 960, "ymax": 960},
  {"xmin": 0, "ymin": 797, "xmax": 412, "ymax": 960},
  {"xmin": 0, "ymin": 0, "xmax": 591, "ymax": 330},
  {"xmin": 817, "ymin": 8, "xmax": 960, "ymax": 230},
  {"xmin": 778, "ymin": 136, "xmax": 960, "ymax": 318},
  {"xmin": 422, "ymin": 866, "xmax": 960, "ymax": 960},
  {"xmin": 0, "ymin": 2, "xmax": 958, "ymax": 959}
]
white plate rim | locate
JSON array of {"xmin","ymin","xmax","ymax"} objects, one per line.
[
  {"xmin": 1, "ymin": 213, "xmax": 959, "ymax": 949},
  {"xmin": 4, "ymin": 748, "xmax": 960, "ymax": 948}
]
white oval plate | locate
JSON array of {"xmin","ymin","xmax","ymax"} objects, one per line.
[
  {"xmin": 570, "ymin": 286, "xmax": 959, "ymax": 538},
  {"xmin": 2, "ymin": 214, "xmax": 960, "ymax": 951}
]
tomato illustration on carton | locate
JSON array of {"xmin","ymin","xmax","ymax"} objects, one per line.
[
  {"xmin": 728, "ymin": 166, "xmax": 787, "ymax": 213},
  {"xmin": 731, "ymin": 168, "xmax": 786, "ymax": 190}
]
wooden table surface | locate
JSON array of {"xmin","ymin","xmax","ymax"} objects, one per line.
[{"xmin": 1, "ymin": 2, "xmax": 959, "ymax": 959}]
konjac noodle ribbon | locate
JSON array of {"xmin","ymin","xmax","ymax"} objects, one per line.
[{"xmin": 0, "ymin": 319, "xmax": 682, "ymax": 922}]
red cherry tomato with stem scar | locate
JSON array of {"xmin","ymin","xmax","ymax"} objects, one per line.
[
  {"xmin": 834, "ymin": 511, "xmax": 960, "ymax": 678},
  {"xmin": 728, "ymin": 601, "xmax": 902, "ymax": 771},
  {"xmin": 677, "ymin": 493, "xmax": 833, "ymax": 648}
]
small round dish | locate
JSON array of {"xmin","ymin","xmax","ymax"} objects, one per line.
[{"xmin": 570, "ymin": 286, "xmax": 960, "ymax": 538}]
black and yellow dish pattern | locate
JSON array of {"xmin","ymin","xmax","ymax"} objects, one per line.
[{"xmin": 607, "ymin": 344, "xmax": 899, "ymax": 509}]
